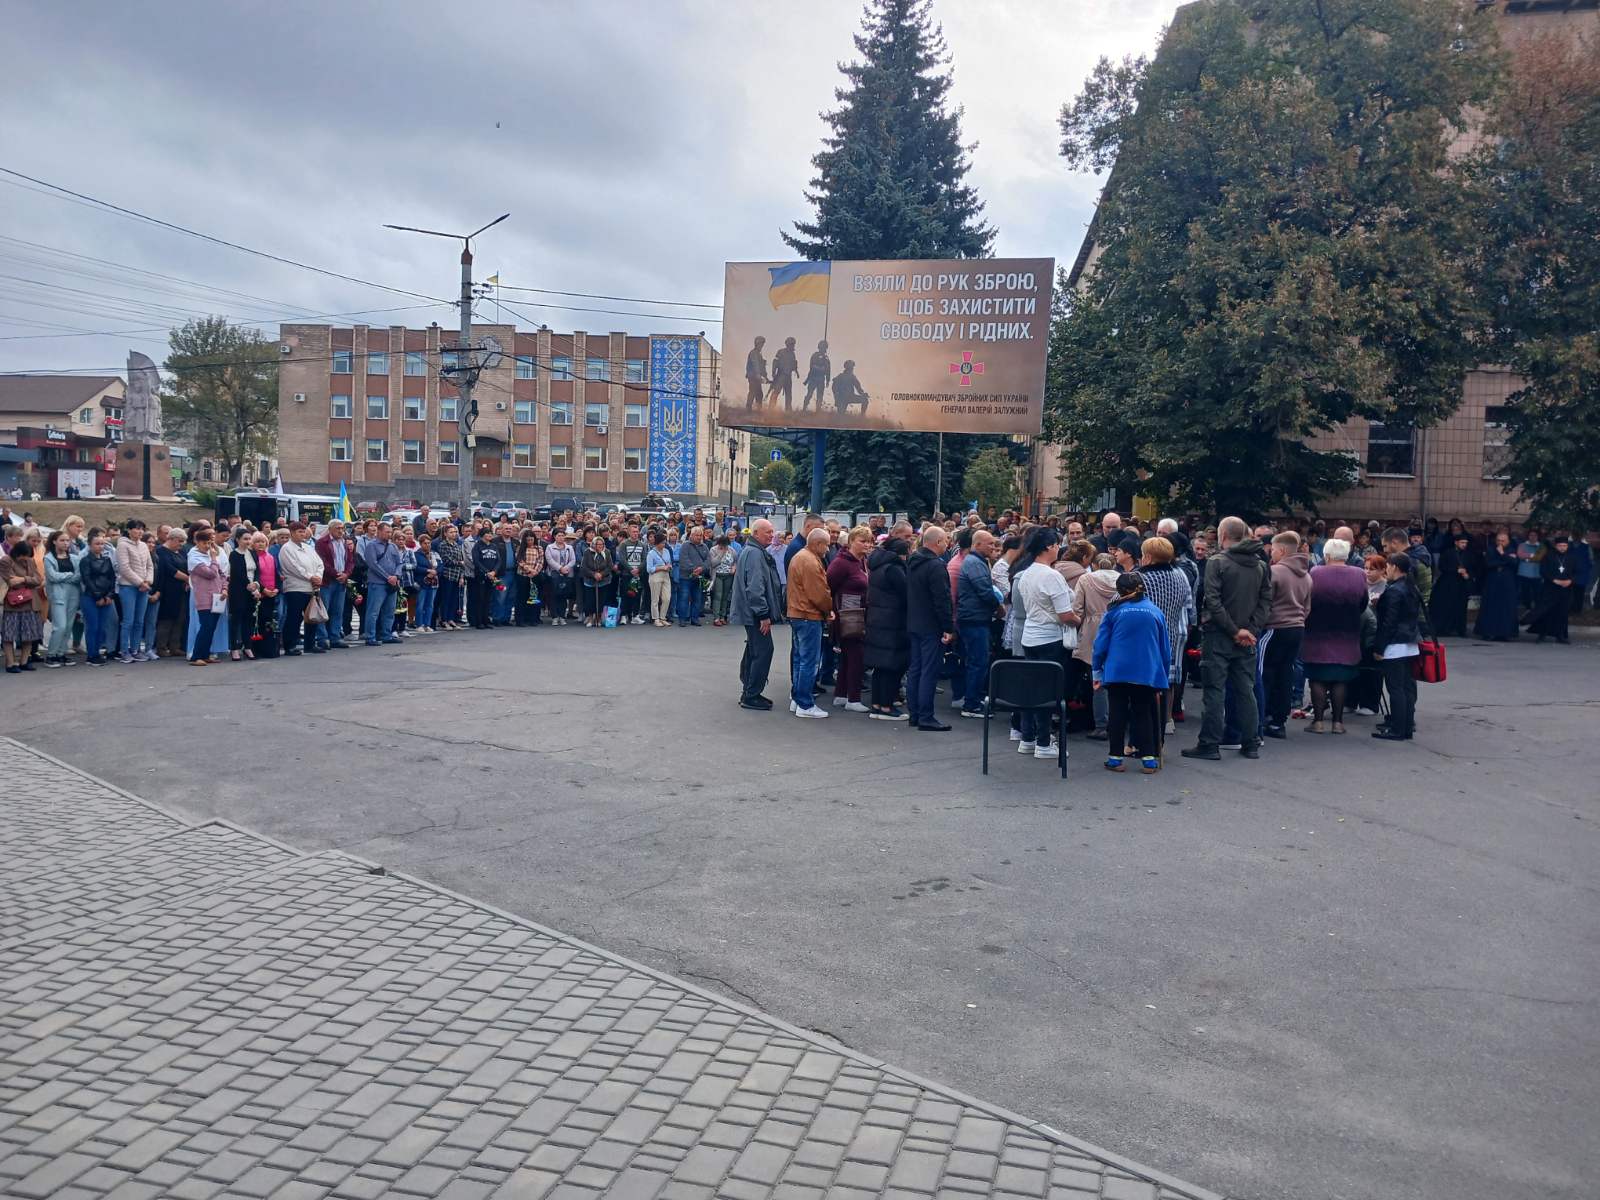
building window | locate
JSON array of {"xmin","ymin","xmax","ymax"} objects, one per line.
[
  {"xmin": 330, "ymin": 393, "xmax": 351, "ymax": 419},
  {"xmin": 584, "ymin": 402, "xmax": 608, "ymax": 428},
  {"xmin": 402, "ymin": 439, "xmax": 423, "ymax": 464},
  {"xmin": 259, "ymin": 458, "xmax": 271, "ymax": 479},
  {"xmin": 439, "ymin": 441, "xmax": 459, "ymax": 466},
  {"xmin": 1366, "ymin": 421, "xmax": 1415, "ymax": 476},
  {"xmin": 403, "ymin": 396, "xmax": 425, "ymax": 421},
  {"xmin": 405, "ymin": 351, "xmax": 426, "ymax": 376},
  {"xmin": 367, "ymin": 395, "xmax": 388, "ymax": 420},
  {"xmin": 441, "ymin": 349, "xmax": 463, "ymax": 371},
  {"xmin": 201, "ymin": 461, "xmax": 215, "ymax": 482},
  {"xmin": 625, "ymin": 403, "xmax": 647, "ymax": 428},
  {"xmin": 515, "ymin": 355, "xmax": 535, "ymax": 379},
  {"xmin": 550, "ymin": 401, "xmax": 573, "ymax": 425},
  {"xmin": 585, "ymin": 358, "xmax": 609, "ymax": 381},
  {"xmin": 625, "ymin": 359, "xmax": 646, "ymax": 384},
  {"xmin": 551, "ymin": 355, "xmax": 572, "ymax": 380},
  {"xmin": 367, "ymin": 352, "xmax": 389, "ymax": 375},
  {"xmin": 439, "ymin": 397, "xmax": 457, "ymax": 423},
  {"xmin": 332, "ymin": 350, "xmax": 352, "ymax": 373},
  {"xmin": 1483, "ymin": 405, "xmax": 1512, "ymax": 480},
  {"xmin": 513, "ymin": 443, "xmax": 534, "ymax": 468},
  {"xmin": 624, "ymin": 448, "xmax": 644, "ymax": 472},
  {"xmin": 514, "ymin": 400, "xmax": 535, "ymax": 424},
  {"xmin": 550, "ymin": 444, "xmax": 571, "ymax": 469},
  {"xmin": 366, "ymin": 438, "xmax": 388, "ymax": 463},
  {"xmin": 78, "ymin": 406, "xmax": 93, "ymax": 423},
  {"xmin": 584, "ymin": 446, "xmax": 607, "ymax": 470}
]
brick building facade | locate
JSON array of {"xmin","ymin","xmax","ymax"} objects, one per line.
[{"xmin": 277, "ymin": 323, "xmax": 749, "ymax": 505}]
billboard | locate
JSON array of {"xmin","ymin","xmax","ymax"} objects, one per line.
[{"xmin": 719, "ymin": 258, "xmax": 1053, "ymax": 435}]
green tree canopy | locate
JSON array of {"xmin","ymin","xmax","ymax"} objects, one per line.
[
  {"xmin": 163, "ymin": 318, "xmax": 278, "ymax": 486},
  {"xmin": 1047, "ymin": 0, "xmax": 1500, "ymax": 518},
  {"xmin": 961, "ymin": 446, "xmax": 1019, "ymax": 514},
  {"xmin": 785, "ymin": 0, "xmax": 998, "ymax": 511},
  {"xmin": 758, "ymin": 457, "xmax": 797, "ymax": 502},
  {"xmin": 1474, "ymin": 28, "xmax": 1600, "ymax": 530}
]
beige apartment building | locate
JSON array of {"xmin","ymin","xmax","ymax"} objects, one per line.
[
  {"xmin": 277, "ymin": 323, "xmax": 749, "ymax": 505},
  {"xmin": 1030, "ymin": 0, "xmax": 1598, "ymax": 525}
]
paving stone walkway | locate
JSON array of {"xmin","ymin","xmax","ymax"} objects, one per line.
[{"xmin": 0, "ymin": 737, "xmax": 1220, "ymax": 1200}]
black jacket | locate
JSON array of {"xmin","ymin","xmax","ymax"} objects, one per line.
[
  {"xmin": 228, "ymin": 548, "xmax": 260, "ymax": 614},
  {"xmin": 78, "ymin": 552, "xmax": 116, "ymax": 600},
  {"xmin": 905, "ymin": 546, "xmax": 954, "ymax": 636},
  {"xmin": 1374, "ymin": 576, "xmax": 1422, "ymax": 648},
  {"xmin": 472, "ymin": 539, "xmax": 503, "ymax": 579},
  {"xmin": 863, "ymin": 546, "xmax": 909, "ymax": 672}
]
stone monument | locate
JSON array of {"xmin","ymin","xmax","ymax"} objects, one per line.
[{"xmin": 112, "ymin": 351, "xmax": 176, "ymax": 500}]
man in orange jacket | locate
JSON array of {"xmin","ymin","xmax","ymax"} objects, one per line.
[{"xmin": 786, "ymin": 528, "xmax": 835, "ymax": 719}]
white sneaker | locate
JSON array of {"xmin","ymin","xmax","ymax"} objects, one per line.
[
  {"xmin": 1017, "ymin": 740, "xmax": 1036, "ymax": 754},
  {"xmin": 1035, "ymin": 740, "xmax": 1062, "ymax": 760},
  {"xmin": 843, "ymin": 701, "xmax": 870, "ymax": 713},
  {"xmin": 1008, "ymin": 729, "xmax": 1024, "ymax": 742},
  {"xmin": 141, "ymin": 650, "xmax": 159, "ymax": 661},
  {"xmin": 1165, "ymin": 718, "xmax": 1176, "ymax": 735},
  {"xmin": 950, "ymin": 696, "xmax": 966, "ymax": 709},
  {"xmin": 790, "ymin": 700, "xmax": 799, "ymax": 714},
  {"xmin": 832, "ymin": 696, "xmax": 847, "ymax": 707},
  {"xmin": 795, "ymin": 705, "xmax": 830, "ymax": 718},
  {"xmin": 1220, "ymin": 741, "xmax": 1243, "ymax": 750}
]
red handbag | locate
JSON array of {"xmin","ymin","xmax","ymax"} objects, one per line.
[{"xmin": 1412, "ymin": 638, "xmax": 1447, "ymax": 683}]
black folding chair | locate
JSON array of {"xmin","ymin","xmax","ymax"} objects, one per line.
[{"xmin": 983, "ymin": 658, "xmax": 1068, "ymax": 778}]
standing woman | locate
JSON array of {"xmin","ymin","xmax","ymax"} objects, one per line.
[
  {"xmin": 827, "ymin": 525, "xmax": 872, "ymax": 711},
  {"xmin": 227, "ymin": 530, "xmax": 261, "ymax": 660},
  {"xmin": 1300, "ymin": 538, "xmax": 1366, "ymax": 734},
  {"xmin": 863, "ymin": 536, "xmax": 911, "ymax": 720},
  {"xmin": 1011, "ymin": 528, "xmax": 1076, "ymax": 760},
  {"xmin": 250, "ymin": 531, "xmax": 278, "ymax": 647},
  {"xmin": 1372, "ymin": 554, "xmax": 1422, "ymax": 741},
  {"xmin": 580, "ymin": 530, "xmax": 614, "ymax": 627},
  {"xmin": 515, "ymin": 531, "xmax": 544, "ymax": 627},
  {"xmin": 153, "ymin": 528, "xmax": 189, "ymax": 657},
  {"xmin": 43, "ymin": 529, "xmax": 82, "ymax": 667},
  {"xmin": 646, "ymin": 531, "xmax": 674, "ymax": 627},
  {"xmin": 709, "ymin": 534, "xmax": 739, "ymax": 626},
  {"xmin": 76, "ymin": 533, "xmax": 117, "ymax": 664},
  {"xmin": 545, "ymin": 529, "xmax": 576, "ymax": 626},
  {"xmin": 1, "ymin": 538, "xmax": 45, "ymax": 672},
  {"xmin": 468, "ymin": 523, "xmax": 500, "ymax": 630},
  {"xmin": 415, "ymin": 533, "xmax": 440, "ymax": 632},
  {"xmin": 436, "ymin": 522, "xmax": 465, "ymax": 630},
  {"xmin": 1527, "ymin": 533, "xmax": 1576, "ymax": 644},
  {"xmin": 185, "ymin": 527, "xmax": 228, "ymax": 665},
  {"xmin": 1134, "ymin": 536, "xmax": 1192, "ymax": 740},
  {"xmin": 1474, "ymin": 530, "xmax": 1520, "ymax": 641},
  {"xmin": 1091, "ymin": 572, "xmax": 1171, "ymax": 773},
  {"xmin": 1072, "ymin": 553, "xmax": 1122, "ymax": 740},
  {"xmin": 1429, "ymin": 533, "xmax": 1472, "ymax": 637}
]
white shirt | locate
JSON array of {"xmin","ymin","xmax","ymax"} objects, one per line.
[{"xmin": 1016, "ymin": 561, "xmax": 1073, "ymax": 647}]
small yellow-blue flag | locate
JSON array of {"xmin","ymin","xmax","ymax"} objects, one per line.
[{"xmin": 338, "ymin": 480, "xmax": 355, "ymax": 523}]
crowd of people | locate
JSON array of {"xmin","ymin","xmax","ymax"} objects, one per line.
[
  {"xmin": 724, "ymin": 509, "xmax": 1594, "ymax": 770},
  {"xmin": 1, "ymin": 504, "xmax": 1590, "ymax": 770}
]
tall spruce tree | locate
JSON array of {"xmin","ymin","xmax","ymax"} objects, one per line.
[
  {"xmin": 1047, "ymin": 0, "xmax": 1499, "ymax": 518},
  {"xmin": 785, "ymin": 0, "xmax": 996, "ymax": 513}
]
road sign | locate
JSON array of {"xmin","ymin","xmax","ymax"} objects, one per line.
[{"xmin": 770, "ymin": 449, "xmax": 782, "ymax": 462}]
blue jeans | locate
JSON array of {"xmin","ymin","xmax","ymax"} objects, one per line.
[
  {"xmin": 958, "ymin": 622, "xmax": 990, "ymax": 713},
  {"xmin": 117, "ymin": 585, "xmax": 149, "ymax": 656},
  {"xmin": 790, "ymin": 619, "xmax": 822, "ymax": 710},
  {"xmin": 672, "ymin": 578, "xmax": 692, "ymax": 622},
  {"xmin": 416, "ymin": 585, "xmax": 437, "ymax": 630},
  {"xmin": 364, "ymin": 581, "xmax": 397, "ymax": 642},
  {"xmin": 492, "ymin": 572, "xmax": 514, "ymax": 623},
  {"xmin": 142, "ymin": 597, "xmax": 158, "ymax": 653},
  {"xmin": 81, "ymin": 598, "xmax": 110, "ymax": 660},
  {"xmin": 684, "ymin": 578, "xmax": 704, "ymax": 623},
  {"xmin": 906, "ymin": 632, "xmax": 943, "ymax": 725},
  {"xmin": 315, "ymin": 582, "xmax": 347, "ymax": 647}
]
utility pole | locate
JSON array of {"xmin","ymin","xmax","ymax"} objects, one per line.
[
  {"xmin": 935, "ymin": 431, "xmax": 944, "ymax": 515},
  {"xmin": 382, "ymin": 212, "xmax": 509, "ymax": 521}
]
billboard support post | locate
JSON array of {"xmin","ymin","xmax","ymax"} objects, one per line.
[
  {"xmin": 810, "ymin": 429, "xmax": 826, "ymax": 514},
  {"xmin": 935, "ymin": 432, "xmax": 943, "ymax": 515}
]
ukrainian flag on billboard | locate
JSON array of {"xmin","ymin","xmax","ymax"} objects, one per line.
[
  {"xmin": 767, "ymin": 261, "xmax": 830, "ymax": 308},
  {"xmin": 338, "ymin": 480, "xmax": 355, "ymax": 523}
]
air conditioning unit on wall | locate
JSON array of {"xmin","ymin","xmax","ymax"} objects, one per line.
[
  {"xmin": 494, "ymin": 401, "xmax": 507, "ymax": 411},
  {"xmin": 292, "ymin": 393, "xmax": 306, "ymax": 403}
]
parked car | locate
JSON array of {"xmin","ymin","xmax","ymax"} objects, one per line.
[
  {"xmin": 490, "ymin": 499, "xmax": 528, "ymax": 520},
  {"xmin": 754, "ymin": 489, "xmax": 779, "ymax": 506}
]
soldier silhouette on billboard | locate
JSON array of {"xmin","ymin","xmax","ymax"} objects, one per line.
[
  {"xmin": 767, "ymin": 337, "xmax": 799, "ymax": 410},
  {"xmin": 744, "ymin": 336, "xmax": 767, "ymax": 409},
  {"xmin": 803, "ymin": 339, "xmax": 830, "ymax": 410},
  {"xmin": 832, "ymin": 360, "xmax": 869, "ymax": 416}
]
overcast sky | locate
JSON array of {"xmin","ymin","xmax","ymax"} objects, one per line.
[{"xmin": 0, "ymin": 0, "xmax": 1174, "ymax": 376}]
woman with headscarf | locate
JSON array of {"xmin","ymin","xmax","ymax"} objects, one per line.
[
  {"xmin": 580, "ymin": 530, "xmax": 614, "ymax": 627},
  {"xmin": 864, "ymin": 536, "xmax": 911, "ymax": 720},
  {"xmin": 1428, "ymin": 532, "xmax": 1472, "ymax": 638},
  {"xmin": 1473, "ymin": 530, "xmax": 1520, "ymax": 642},
  {"xmin": 1526, "ymin": 533, "xmax": 1576, "ymax": 644}
]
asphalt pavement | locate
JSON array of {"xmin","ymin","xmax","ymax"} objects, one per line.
[{"xmin": 5, "ymin": 623, "xmax": 1596, "ymax": 1200}]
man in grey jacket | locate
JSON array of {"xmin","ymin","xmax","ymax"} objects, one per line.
[
  {"xmin": 731, "ymin": 519, "xmax": 784, "ymax": 710},
  {"xmin": 677, "ymin": 526, "xmax": 712, "ymax": 627},
  {"xmin": 1183, "ymin": 515, "xmax": 1273, "ymax": 761}
]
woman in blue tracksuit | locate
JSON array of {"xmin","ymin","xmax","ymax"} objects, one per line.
[{"xmin": 1091, "ymin": 572, "xmax": 1171, "ymax": 774}]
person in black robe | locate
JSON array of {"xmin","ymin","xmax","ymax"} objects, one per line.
[
  {"xmin": 1429, "ymin": 534, "xmax": 1471, "ymax": 636},
  {"xmin": 1526, "ymin": 534, "xmax": 1576, "ymax": 644},
  {"xmin": 1474, "ymin": 531, "xmax": 1520, "ymax": 641}
]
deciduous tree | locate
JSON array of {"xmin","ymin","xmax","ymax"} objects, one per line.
[{"xmin": 163, "ymin": 318, "xmax": 277, "ymax": 487}]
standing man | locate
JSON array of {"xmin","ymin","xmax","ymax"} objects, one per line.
[
  {"xmin": 361, "ymin": 522, "xmax": 403, "ymax": 646},
  {"xmin": 731, "ymin": 518, "xmax": 784, "ymax": 710},
  {"xmin": 905, "ymin": 525, "xmax": 955, "ymax": 732},
  {"xmin": 1259, "ymin": 531, "xmax": 1312, "ymax": 739},
  {"xmin": 492, "ymin": 520, "xmax": 517, "ymax": 625},
  {"xmin": 615, "ymin": 521, "xmax": 647, "ymax": 625},
  {"xmin": 678, "ymin": 525, "xmax": 710, "ymax": 627},
  {"xmin": 1183, "ymin": 516, "xmax": 1272, "ymax": 761},
  {"xmin": 277, "ymin": 521, "xmax": 325, "ymax": 655},
  {"xmin": 786, "ymin": 528, "xmax": 835, "ymax": 718},
  {"xmin": 1090, "ymin": 511, "xmax": 1123, "ymax": 554},
  {"xmin": 955, "ymin": 529, "xmax": 1001, "ymax": 719},
  {"xmin": 314, "ymin": 519, "xmax": 354, "ymax": 650}
]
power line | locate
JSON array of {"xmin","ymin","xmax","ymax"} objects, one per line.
[
  {"xmin": 0, "ymin": 167, "xmax": 451, "ymax": 305},
  {"xmin": 0, "ymin": 302, "xmax": 450, "ymax": 343},
  {"xmin": 492, "ymin": 283, "xmax": 721, "ymax": 310},
  {"xmin": 481, "ymin": 293, "xmax": 721, "ymax": 325}
]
